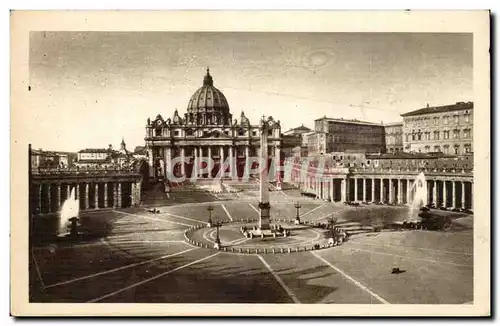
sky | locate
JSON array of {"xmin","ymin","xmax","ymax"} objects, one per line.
[{"xmin": 28, "ymin": 32, "xmax": 472, "ymax": 152}]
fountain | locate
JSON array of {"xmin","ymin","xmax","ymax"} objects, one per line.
[
  {"xmin": 58, "ymin": 187, "xmax": 80, "ymax": 238},
  {"xmin": 408, "ymin": 172, "xmax": 428, "ymax": 222}
]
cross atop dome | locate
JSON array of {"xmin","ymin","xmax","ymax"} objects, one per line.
[{"xmin": 203, "ymin": 66, "xmax": 213, "ymax": 86}]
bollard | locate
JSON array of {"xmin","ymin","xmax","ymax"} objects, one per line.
[
  {"xmin": 264, "ymin": 248, "xmax": 267, "ymax": 254},
  {"xmin": 281, "ymin": 248, "xmax": 284, "ymax": 254},
  {"xmin": 296, "ymin": 247, "xmax": 299, "ymax": 252},
  {"xmin": 223, "ymin": 247, "xmax": 227, "ymax": 252},
  {"xmin": 247, "ymin": 248, "xmax": 250, "ymax": 254},
  {"xmin": 239, "ymin": 248, "xmax": 243, "ymax": 253},
  {"xmin": 288, "ymin": 248, "xmax": 291, "ymax": 253}
]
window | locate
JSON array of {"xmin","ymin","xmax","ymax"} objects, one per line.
[
  {"xmin": 174, "ymin": 130, "xmax": 180, "ymax": 136},
  {"xmin": 453, "ymin": 130, "xmax": 460, "ymax": 139},
  {"xmin": 155, "ymin": 128, "xmax": 162, "ymax": 137},
  {"xmin": 463, "ymin": 129, "xmax": 471, "ymax": 138},
  {"xmin": 186, "ymin": 129, "xmax": 194, "ymax": 136},
  {"xmin": 464, "ymin": 144, "xmax": 472, "ymax": 153},
  {"xmin": 454, "ymin": 115, "xmax": 459, "ymax": 124},
  {"xmin": 434, "ymin": 145, "xmax": 440, "ymax": 152},
  {"xmin": 443, "ymin": 145, "xmax": 450, "ymax": 154},
  {"xmin": 434, "ymin": 131, "xmax": 440, "ymax": 140},
  {"xmin": 464, "ymin": 112, "xmax": 470, "ymax": 123},
  {"xmin": 224, "ymin": 131, "xmax": 229, "ymax": 135},
  {"xmin": 252, "ymin": 131, "xmax": 257, "ymax": 136},
  {"xmin": 425, "ymin": 146, "xmax": 430, "ymax": 153},
  {"xmin": 443, "ymin": 116, "xmax": 449, "ymax": 125},
  {"xmin": 443, "ymin": 131, "xmax": 450, "ymax": 140},
  {"xmin": 238, "ymin": 129, "xmax": 245, "ymax": 136},
  {"xmin": 454, "ymin": 145, "xmax": 460, "ymax": 155},
  {"xmin": 417, "ymin": 131, "xmax": 422, "ymax": 141}
]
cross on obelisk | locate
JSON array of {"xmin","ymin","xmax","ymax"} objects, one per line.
[{"xmin": 258, "ymin": 116, "xmax": 271, "ymax": 230}]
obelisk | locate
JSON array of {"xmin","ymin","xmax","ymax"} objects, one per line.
[{"xmin": 258, "ymin": 116, "xmax": 271, "ymax": 230}]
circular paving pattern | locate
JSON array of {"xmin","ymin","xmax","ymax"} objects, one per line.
[{"xmin": 186, "ymin": 220, "xmax": 330, "ymax": 254}]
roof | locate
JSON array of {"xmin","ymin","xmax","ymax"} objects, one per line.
[
  {"xmin": 315, "ymin": 116, "xmax": 383, "ymax": 127},
  {"xmin": 75, "ymin": 159, "xmax": 109, "ymax": 163},
  {"xmin": 365, "ymin": 152, "xmax": 456, "ymax": 160},
  {"xmin": 401, "ymin": 101, "xmax": 473, "ymax": 117},
  {"xmin": 186, "ymin": 69, "xmax": 230, "ymax": 118},
  {"xmin": 384, "ymin": 122, "xmax": 403, "ymax": 127},
  {"xmin": 78, "ymin": 148, "xmax": 109, "ymax": 153},
  {"xmin": 284, "ymin": 125, "xmax": 312, "ymax": 133}
]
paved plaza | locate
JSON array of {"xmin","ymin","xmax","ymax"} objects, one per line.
[{"xmin": 30, "ymin": 184, "xmax": 473, "ymax": 304}]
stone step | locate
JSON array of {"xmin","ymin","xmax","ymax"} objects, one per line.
[{"xmin": 345, "ymin": 229, "xmax": 373, "ymax": 235}]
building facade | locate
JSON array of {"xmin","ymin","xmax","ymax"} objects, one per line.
[
  {"xmin": 384, "ymin": 122, "xmax": 404, "ymax": 153},
  {"xmin": 144, "ymin": 69, "xmax": 283, "ymax": 181},
  {"xmin": 314, "ymin": 117, "xmax": 386, "ymax": 154},
  {"xmin": 286, "ymin": 154, "xmax": 474, "ymax": 210},
  {"xmin": 401, "ymin": 101, "xmax": 473, "ymax": 155},
  {"xmin": 31, "ymin": 149, "xmax": 76, "ymax": 169}
]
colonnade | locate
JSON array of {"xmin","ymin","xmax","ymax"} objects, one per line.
[
  {"xmin": 32, "ymin": 180, "xmax": 142, "ymax": 215},
  {"xmin": 148, "ymin": 145, "xmax": 281, "ymax": 179},
  {"xmin": 300, "ymin": 175, "xmax": 474, "ymax": 210}
]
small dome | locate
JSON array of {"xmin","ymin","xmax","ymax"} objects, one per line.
[{"xmin": 187, "ymin": 68, "xmax": 230, "ymax": 116}]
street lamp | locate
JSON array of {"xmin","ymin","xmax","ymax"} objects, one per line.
[
  {"xmin": 207, "ymin": 204, "xmax": 214, "ymax": 227},
  {"xmin": 214, "ymin": 219, "xmax": 222, "ymax": 250},
  {"xmin": 294, "ymin": 202, "xmax": 302, "ymax": 225}
]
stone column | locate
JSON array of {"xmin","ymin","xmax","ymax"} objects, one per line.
[
  {"xmin": 208, "ymin": 146, "xmax": 212, "ymax": 178},
  {"xmin": 219, "ymin": 146, "xmax": 224, "ymax": 177},
  {"xmin": 130, "ymin": 182, "xmax": 135, "ymax": 206},
  {"xmin": 66, "ymin": 184, "xmax": 71, "ymax": 201},
  {"xmin": 75, "ymin": 184, "xmax": 80, "ymax": 205},
  {"xmin": 452, "ymin": 181, "xmax": 457, "ymax": 208},
  {"xmin": 104, "ymin": 182, "xmax": 108, "ymax": 208},
  {"xmin": 117, "ymin": 183, "xmax": 122, "ymax": 208},
  {"xmin": 166, "ymin": 147, "xmax": 172, "ymax": 178},
  {"xmin": 228, "ymin": 146, "xmax": 234, "ymax": 178},
  {"xmin": 198, "ymin": 147, "xmax": 203, "ymax": 178},
  {"xmin": 471, "ymin": 182, "xmax": 474, "ymax": 210},
  {"xmin": 56, "ymin": 184, "xmax": 61, "ymax": 210},
  {"xmin": 192, "ymin": 146, "xmax": 198, "ymax": 178},
  {"xmin": 180, "ymin": 147, "xmax": 185, "ymax": 176},
  {"xmin": 354, "ymin": 178, "xmax": 358, "ymax": 202},
  {"xmin": 46, "ymin": 184, "xmax": 52, "ymax": 213},
  {"xmin": 274, "ymin": 145, "xmax": 281, "ymax": 181},
  {"xmin": 432, "ymin": 180, "xmax": 437, "ymax": 206},
  {"xmin": 330, "ymin": 179, "xmax": 335, "ymax": 202},
  {"xmin": 84, "ymin": 183, "xmax": 89, "ymax": 209},
  {"xmin": 95, "ymin": 183, "xmax": 99, "ymax": 209},
  {"xmin": 371, "ymin": 178, "xmax": 375, "ymax": 203},
  {"xmin": 341, "ymin": 178, "xmax": 347, "ymax": 202},
  {"xmin": 362, "ymin": 178, "xmax": 367, "ymax": 202},
  {"xmin": 37, "ymin": 184, "xmax": 42, "ymax": 214},
  {"xmin": 113, "ymin": 183, "xmax": 118, "ymax": 208},
  {"xmin": 147, "ymin": 148, "xmax": 154, "ymax": 177},
  {"xmin": 442, "ymin": 181, "xmax": 448, "ymax": 208},
  {"xmin": 461, "ymin": 181, "xmax": 465, "ymax": 209},
  {"xmin": 388, "ymin": 179, "xmax": 393, "ymax": 204},
  {"xmin": 380, "ymin": 178, "xmax": 384, "ymax": 203},
  {"xmin": 406, "ymin": 179, "xmax": 411, "ymax": 205},
  {"xmin": 397, "ymin": 179, "xmax": 402, "ymax": 204}
]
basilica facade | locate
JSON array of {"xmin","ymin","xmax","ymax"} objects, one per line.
[{"xmin": 144, "ymin": 69, "xmax": 283, "ymax": 181}]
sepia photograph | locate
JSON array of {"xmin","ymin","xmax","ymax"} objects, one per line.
[{"xmin": 10, "ymin": 10, "xmax": 490, "ymax": 317}]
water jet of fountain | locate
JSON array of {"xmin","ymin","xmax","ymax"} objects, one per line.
[
  {"xmin": 408, "ymin": 172, "xmax": 428, "ymax": 222},
  {"xmin": 59, "ymin": 187, "xmax": 79, "ymax": 236}
]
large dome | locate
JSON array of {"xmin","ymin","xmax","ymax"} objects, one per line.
[{"xmin": 187, "ymin": 69, "xmax": 230, "ymax": 115}]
